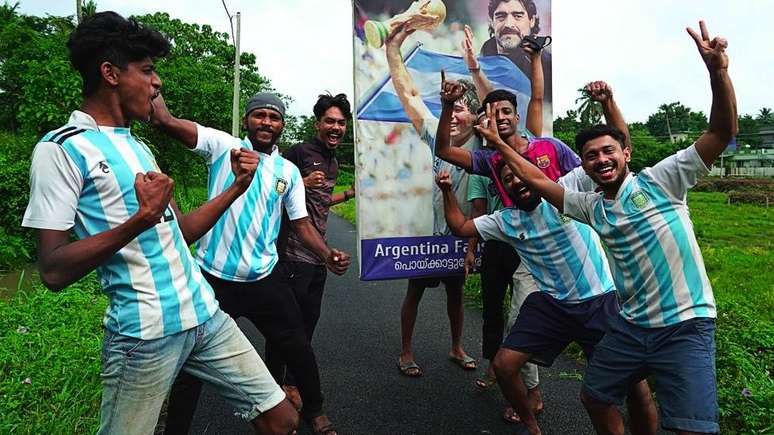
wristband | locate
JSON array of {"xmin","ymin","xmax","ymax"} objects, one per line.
[{"xmin": 468, "ymin": 66, "xmax": 480, "ymax": 72}]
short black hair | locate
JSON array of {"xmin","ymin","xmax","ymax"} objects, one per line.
[
  {"xmin": 574, "ymin": 124, "xmax": 627, "ymax": 153},
  {"xmin": 67, "ymin": 11, "xmax": 171, "ymax": 96},
  {"xmin": 482, "ymin": 89, "xmax": 519, "ymax": 113},
  {"xmin": 488, "ymin": 0, "xmax": 540, "ymax": 37},
  {"xmin": 494, "ymin": 157, "xmax": 509, "ymax": 181},
  {"xmin": 313, "ymin": 93, "xmax": 352, "ymax": 120}
]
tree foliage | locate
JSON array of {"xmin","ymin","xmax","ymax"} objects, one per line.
[{"xmin": 646, "ymin": 102, "xmax": 708, "ymax": 140}]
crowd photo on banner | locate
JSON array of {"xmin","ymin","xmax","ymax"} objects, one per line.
[{"xmin": 6, "ymin": 0, "xmax": 771, "ymax": 434}]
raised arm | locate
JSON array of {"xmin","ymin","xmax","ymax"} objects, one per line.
[
  {"xmin": 436, "ymin": 171, "xmax": 480, "ymax": 238},
  {"xmin": 461, "ymin": 25, "xmax": 493, "ymax": 103},
  {"xmin": 524, "ymin": 45, "xmax": 544, "ymax": 136},
  {"xmin": 37, "ymin": 172, "xmax": 174, "ymax": 291},
  {"xmin": 585, "ymin": 81, "xmax": 631, "ymax": 150},
  {"xmin": 476, "ymin": 104, "xmax": 566, "ymax": 211},
  {"xmin": 436, "ymin": 73, "xmax": 474, "ymax": 170},
  {"xmin": 687, "ymin": 20, "xmax": 738, "ymax": 167},
  {"xmin": 150, "ymin": 94, "xmax": 198, "ymax": 148},
  {"xmin": 174, "ymin": 149, "xmax": 258, "ymax": 243},
  {"xmin": 385, "ymin": 24, "xmax": 433, "ymax": 134}
]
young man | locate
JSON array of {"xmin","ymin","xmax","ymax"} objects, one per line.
[
  {"xmin": 479, "ymin": 21, "xmax": 735, "ymax": 435},
  {"xmin": 152, "ymin": 92, "xmax": 350, "ymax": 435},
  {"xmin": 21, "ymin": 12, "xmax": 297, "ymax": 434},
  {"xmin": 438, "ymin": 161, "xmax": 656, "ymax": 435},
  {"xmin": 269, "ymin": 93, "xmax": 356, "ymax": 409},
  {"xmin": 384, "ymin": 20, "xmax": 481, "ymax": 376}
]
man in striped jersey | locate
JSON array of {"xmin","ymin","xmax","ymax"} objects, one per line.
[
  {"xmin": 438, "ymin": 160, "xmax": 655, "ymax": 435},
  {"xmin": 480, "ymin": 21, "xmax": 736, "ymax": 435},
  {"xmin": 22, "ymin": 11, "xmax": 297, "ymax": 435},
  {"xmin": 152, "ymin": 91, "xmax": 350, "ymax": 435}
]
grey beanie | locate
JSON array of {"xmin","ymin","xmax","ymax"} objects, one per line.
[{"xmin": 245, "ymin": 92, "xmax": 286, "ymax": 119}]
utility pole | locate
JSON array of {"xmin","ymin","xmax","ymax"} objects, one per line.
[
  {"xmin": 76, "ymin": 0, "xmax": 82, "ymax": 23},
  {"xmin": 231, "ymin": 12, "xmax": 241, "ymax": 137}
]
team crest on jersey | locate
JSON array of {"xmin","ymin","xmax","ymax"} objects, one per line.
[
  {"xmin": 559, "ymin": 214, "xmax": 571, "ymax": 224},
  {"xmin": 535, "ymin": 154, "xmax": 551, "ymax": 169},
  {"xmin": 631, "ymin": 191, "xmax": 650, "ymax": 209},
  {"xmin": 275, "ymin": 178, "xmax": 288, "ymax": 194}
]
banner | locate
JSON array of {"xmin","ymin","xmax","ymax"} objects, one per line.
[{"xmin": 353, "ymin": 0, "xmax": 552, "ymax": 280}]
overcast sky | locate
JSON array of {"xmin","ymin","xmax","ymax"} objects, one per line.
[{"xmin": 16, "ymin": 0, "xmax": 774, "ymax": 122}]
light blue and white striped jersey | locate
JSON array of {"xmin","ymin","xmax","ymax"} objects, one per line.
[
  {"xmin": 22, "ymin": 111, "xmax": 219, "ymax": 340},
  {"xmin": 563, "ymin": 144, "xmax": 716, "ymax": 327},
  {"xmin": 474, "ymin": 194, "xmax": 616, "ymax": 303},
  {"xmin": 194, "ymin": 125, "xmax": 307, "ymax": 282}
]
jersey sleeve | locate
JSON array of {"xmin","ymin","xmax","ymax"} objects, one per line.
[
  {"xmin": 557, "ymin": 166, "xmax": 597, "ymax": 193},
  {"xmin": 640, "ymin": 144, "xmax": 709, "ymax": 200},
  {"xmin": 418, "ymin": 117, "xmax": 439, "ymax": 154},
  {"xmin": 22, "ymin": 141, "xmax": 83, "ymax": 231},
  {"xmin": 284, "ymin": 164, "xmax": 309, "ymax": 221},
  {"xmin": 470, "ymin": 148, "xmax": 496, "ymax": 176},
  {"xmin": 194, "ymin": 124, "xmax": 242, "ymax": 165},
  {"xmin": 562, "ymin": 190, "xmax": 598, "ymax": 226},
  {"xmin": 473, "ymin": 211, "xmax": 509, "ymax": 243}
]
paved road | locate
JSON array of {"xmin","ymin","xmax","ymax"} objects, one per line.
[{"xmin": 185, "ymin": 215, "xmax": 615, "ymax": 434}]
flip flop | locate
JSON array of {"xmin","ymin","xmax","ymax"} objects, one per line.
[
  {"xmin": 474, "ymin": 373, "xmax": 497, "ymax": 389},
  {"xmin": 397, "ymin": 360, "xmax": 423, "ymax": 377},
  {"xmin": 502, "ymin": 405, "xmax": 544, "ymax": 424},
  {"xmin": 449, "ymin": 354, "xmax": 477, "ymax": 370}
]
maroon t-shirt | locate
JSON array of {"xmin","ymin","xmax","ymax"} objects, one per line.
[{"xmin": 279, "ymin": 138, "xmax": 338, "ymax": 265}]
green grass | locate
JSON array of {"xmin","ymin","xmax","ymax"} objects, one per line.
[
  {"xmin": 331, "ymin": 185, "xmax": 356, "ymax": 225},
  {"xmin": 0, "ymin": 275, "xmax": 106, "ymax": 434}
]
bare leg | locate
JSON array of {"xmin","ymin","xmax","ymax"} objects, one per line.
[
  {"xmin": 251, "ymin": 399, "xmax": 299, "ymax": 435},
  {"xmin": 399, "ymin": 281, "xmax": 426, "ymax": 374},
  {"xmin": 445, "ymin": 281, "xmax": 468, "ymax": 360},
  {"xmin": 493, "ymin": 348, "xmax": 541, "ymax": 435},
  {"xmin": 580, "ymin": 389, "xmax": 625, "ymax": 435},
  {"xmin": 626, "ymin": 380, "xmax": 657, "ymax": 435}
]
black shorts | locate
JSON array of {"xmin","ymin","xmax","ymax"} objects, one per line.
[
  {"xmin": 502, "ymin": 291, "xmax": 619, "ymax": 367},
  {"xmin": 408, "ymin": 275, "xmax": 465, "ymax": 289}
]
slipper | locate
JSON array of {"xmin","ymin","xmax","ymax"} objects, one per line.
[
  {"xmin": 449, "ymin": 354, "xmax": 477, "ymax": 370},
  {"xmin": 502, "ymin": 407, "xmax": 521, "ymax": 424},
  {"xmin": 397, "ymin": 360, "xmax": 423, "ymax": 377},
  {"xmin": 502, "ymin": 405, "xmax": 544, "ymax": 424},
  {"xmin": 313, "ymin": 423, "xmax": 337, "ymax": 435},
  {"xmin": 474, "ymin": 373, "xmax": 497, "ymax": 389}
]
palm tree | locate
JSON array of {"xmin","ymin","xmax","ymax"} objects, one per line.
[
  {"xmin": 574, "ymin": 88, "xmax": 603, "ymax": 127},
  {"xmin": 757, "ymin": 108, "xmax": 773, "ymax": 125}
]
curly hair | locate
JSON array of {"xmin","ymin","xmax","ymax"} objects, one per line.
[
  {"xmin": 481, "ymin": 89, "xmax": 519, "ymax": 112},
  {"xmin": 457, "ymin": 79, "xmax": 481, "ymax": 116},
  {"xmin": 487, "ymin": 0, "xmax": 541, "ymax": 38},
  {"xmin": 313, "ymin": 93, "xmax": 352, "ymax": 120},
  {"xmin": 67, "ymin": 11, "xmax": 171, "ymax": 96}
]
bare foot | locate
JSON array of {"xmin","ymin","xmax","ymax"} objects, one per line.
[{"xmin": 529, "ymin": 386, "xmax": 544, "ymax": 414}]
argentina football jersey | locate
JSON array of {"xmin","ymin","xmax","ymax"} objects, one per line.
[
  {"xmin": 563, "ymin": 145, "xmax": 716, "ymax": 327},
  {"xmin": 22, "ymin": 111, "xmax": 219, "ymax": 340},
  {"xmin": 193, "ymin": 125, "xmax": 307, "ymax": 282},
  {"xmin": 474, "ymin": 199, "xmax": 616, "ymax": 303}
]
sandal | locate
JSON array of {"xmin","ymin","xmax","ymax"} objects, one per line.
[
  {"xmin": 313, "ymin": 423, "xmax": 337, "ymax": 435},
  {"xmin": 397, "ymin": 359, "xmax": 423, "ymax": 377},
  {"xmin": 449, "ymin": 354, "xmax": 477, "ymax": 370},
  {"xmin": 474, "ymin": 373, "xmax": 497, "ymax": 389}
]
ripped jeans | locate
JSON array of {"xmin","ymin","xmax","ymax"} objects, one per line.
[{"xmin": 98, "ymin": 309, "xmax": 285, "ymax": 435}]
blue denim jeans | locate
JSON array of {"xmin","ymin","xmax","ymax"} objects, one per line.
[{"xmin": 98, "ymin": 309, "xmax": 285, "ymax": 435}]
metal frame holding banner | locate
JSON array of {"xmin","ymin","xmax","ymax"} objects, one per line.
[{"xmin": 353, "ymin": 0, "xmax": 552, "ymax": 280}]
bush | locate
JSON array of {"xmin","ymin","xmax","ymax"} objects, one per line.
[
  {"xmin": 695, "ymin": 177, "xmax": 774, "ymax": 193},
  {"xmin": 0, "ymin": 131, "xmax": 36, "ymax": 268},
  {"xmin": 727, "ymin": 191, "xmax": 772, "ymax": 206}
]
